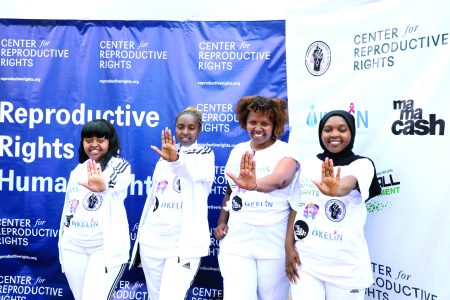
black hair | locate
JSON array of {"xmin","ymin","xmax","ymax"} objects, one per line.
[
  {"xmin": 175, "ymin": 106, "xmax": 203, "ymax": 127},
  {"xmin": 78, "ymin": 119, "xmax": 120, "ymax": 170}
]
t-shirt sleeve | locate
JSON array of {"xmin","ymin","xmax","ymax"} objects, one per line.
[
  {"xmin": 283, "ymin": 142, "xmax": 300, "ymax": 162},
  {"xmin": 287, "ymin": 168, "xmax": 302, "ymax": 211},
  {"xmin": 348, "ymin": 158, "xmax": 375, "ymax": 202}
]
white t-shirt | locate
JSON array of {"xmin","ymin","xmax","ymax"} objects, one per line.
[
  {"xmin": 291, "ymin": 155, "xmax": 374, "ymax": 289},
  {"xmin": 225, "ymin": 140, "xmax": 297, "ymax": 226},
  {"xmin": 219, "ymin": 140, "xmax": 298, "ymax": 259}
]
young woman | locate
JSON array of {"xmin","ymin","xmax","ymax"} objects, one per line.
[
  {"xmin": 59, "ymin": 119, "xmax": 132, "ymax": 300},
  {"xmin": 130, "ymin": 106, "xmax": 215, "ymax": 300},
  {"xmin": 285, "ymin": 110, "xmax": 381, "ymax": 300},
  {"xmin": 214, "ymin": 96, "xmax": 299, "ymax": 300}
]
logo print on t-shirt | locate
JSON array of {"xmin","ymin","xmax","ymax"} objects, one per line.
[
  {"xmin": 325, "ymin": 199, "xmax": 346, "ymax": 222},
  {"xmin": 182, "ymin": 262, "xmax": 191, "ymax": 269},
  {"xmin": 64, "ymin": 215, "xmax": 74, "ymax": 227},
  {"xmin": 156, "ymin": 180, "xmax": 168, "ymax": 193},
  {"xmin": 303, "ymin": 202, "xmax": 319, "ymax": 220},
  {"xmin": 82, "ymin": 193, "xmax": 103, "ymax": 211},
  {"xmin": 69, "ymin": 199, "xmax": 79, "ymax": 214},
  {"xmin": 231, "ymin": 195, "xmax": 242, "ymax": 211},
  {"xmin": 173, "ymin": 177, "xmax": 181, "ymax": 193},
  {"xmin": 294, "ymin": 220, "xmax": 309, "ymax": 240},
  {"xmin": 153, "ymin": 196, "xmax": 160, "ymax": 212}
]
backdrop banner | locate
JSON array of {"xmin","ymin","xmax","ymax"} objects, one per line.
[
  {"xmin": 286, "ymin": 0, "xmax": 449, "ymax": 299},
  {"xmin": 0, "ymin": 19, "xmax": 287, "ymax": 299}
]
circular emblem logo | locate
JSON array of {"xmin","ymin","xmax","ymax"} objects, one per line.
[
  {"xmin": 305, "ymin": 41, "xmax": 331, "ymax": 76},
  {"xmin": 173, "ymin": 177, "xmax": 181, "ymax": 193},
  {"xmin": 294, "ymin": 220, "xmax": 309, "ymax": 240},
  {"xmin": 153, "ymin": 196, "xmax": 160, "ymax": 212},
  {"xmin": 83, "ymin": 193, "xmax": 103, "ymax": 211},
  {"xmin": 325, "ymin": 199, "xmax": 346, "ymax": 222},
  {"xmin": 231, "ymin": 195, "xmax": 242, "ymax": 211}
]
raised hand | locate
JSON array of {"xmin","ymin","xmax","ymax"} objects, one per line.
[
  {"xmin": 79, "ymin": 159, "xmax": 107, "ymax": 192},
  {"xmin": 312, "ymin": 157, "xmax": 341, "ymax": 197},
  {"xmin": 151, "ymin": 127, "xmax": 178, "ymax": 162},
  {"xmin": 226, "ymin": 151, "xmax": 257, "ymax": 191}
]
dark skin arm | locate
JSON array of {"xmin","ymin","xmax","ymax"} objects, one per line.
[
  {"xmin": 214, "ymin": 183, "xmax": 231, "ymax": 240},
  {"xmin": 227, "ymin": 151, "xmax": 298, "ymax": 192},
  {"xmin": 285, "ymin": 208, "xmax": 300, "ymax": 283}
]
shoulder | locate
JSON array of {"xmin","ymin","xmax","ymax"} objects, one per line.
[
  {"xmin": 229, "ymin": 141, "xmax": 250, "ymax": 153},
  {"xmin": 74, "ymin": 162, "xmax": 85, "ymax": 170},
  {"xmin": 108, "ymin": 156, "xmax": 131, "ymax": 169},
  {"xmin": 301, "ymin": 155, "xmax": 321, "ymax": 168},
  {"xmin": 345, "ymin": 157, "xmax": 375, "ymax": 179},
  {"xmin": 184, "ymin": 144, "xmax": 214, "ymax": 156},
  {"xmin": 235, "ymin": 141, "xmax": 250, "ymax": 149},
  {"xmin": 349, "ymin": 157, "xmax": 374, "ymax": 169},
  {"xmin": 272, "ymin": 140, "xmax": 294, "ymax": 154},
  {"xmin": 198, "ymin": 144, "xmax": 214, "ymax": 154},
  {"xmin": 70, "ymin": 163, "xmax": 84, "ymax": 175},
  {"xmin": 303, "ymin": 155, "xmax": 320, "ymax": 163},
  {"xmin": 275, "ymin": 139, "xmax": 288, "ymax": 146},
  {"xmin": 274, "ymin": 140, "xmax": 298, "ymax": 158}
]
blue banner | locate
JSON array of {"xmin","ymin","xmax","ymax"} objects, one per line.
[{"xmin": 0, "ymin": 19, "xmax": 286, "ymax": 299}]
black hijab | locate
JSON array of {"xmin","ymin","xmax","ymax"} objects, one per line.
[{"xmin": 316, "ymin": 110, "xmax": 381, "ymax": 200}]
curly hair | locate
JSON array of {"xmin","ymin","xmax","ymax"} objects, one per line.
[
  {"xmin": 175, "ymin": 106, "xmax": 203, "ymax": 127},
  {"xmin": 235, "ymin": 95, "xmax": 288, "ymax": 139}
]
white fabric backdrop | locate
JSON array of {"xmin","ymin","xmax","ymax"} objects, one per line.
[{"xmin": 286, "ymin": 0, "xmax": 449, "ymax": 299}]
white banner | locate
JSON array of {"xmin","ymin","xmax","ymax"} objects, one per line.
[{"xmin": 286, "ymin": 0, "xmax": 449, "ymax": 299}]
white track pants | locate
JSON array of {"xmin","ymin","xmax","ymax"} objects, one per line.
[
  {"xmin": 60, "ymin": 237, "xmax": 125, "ymax": 300},
  {"xmin": 290, "ymin": 270, "xmax": 365, "ymax": 300},
  {"xmin": 218, "ymin": 253, "xmax": 289, "ymax": 300},
  {"xmin": 140, "ymin": 244, "xmax": 200, "ymax": 300}
]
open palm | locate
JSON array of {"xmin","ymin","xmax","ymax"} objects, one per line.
[
  {"xmin": 226, "ymin": 151, "xmax": 257, "ymax": 190},
  {"xmin": 312, "ymin": 157, "xmax": 341, "ymax": 197},
  {"xmin": 79, "ymin": 159, "xmax": 107, "ymax": 192},
  {"xmin": 151, "ymin": 127, "xmax": 178, "ymax": 162}
]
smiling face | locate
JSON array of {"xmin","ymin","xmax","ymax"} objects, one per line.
[
  {"xmin": 246, "ymin": 111, "xmax": 275, "ymax": 150},
  {"xmin": 83, "ymin": 136, "xmax": 109, "ymax": 162},
  {"xmin": 176, "ymin": 113, "xmax": 200, "ymax": 147},
  {"xmin": 320, "ymin": 115, "xmax": 352, "ymax": 154}
]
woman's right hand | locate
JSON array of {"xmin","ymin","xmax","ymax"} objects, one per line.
[
  {"xmin": 312, "ymin": 157, "xmax": 341, "ymax": 196},
  {"xmin": 151, "ymin": 127, "xmax": 178, "ymax": 162},
  {"xmin": 226, "ymin": 151, "xmax": 257, "ymax": 191},
  {"xmin": 214, "ymin": 223, "xmax": 229, "ymax": 240}
]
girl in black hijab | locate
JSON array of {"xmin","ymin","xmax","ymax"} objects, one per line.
[
  {"xmin": 286, "ymin": 110, "xmax": 381, "ymax": 300},
  {"xmin": 316, "ymin": 110, "xmax": 381, "ymax": 200}
]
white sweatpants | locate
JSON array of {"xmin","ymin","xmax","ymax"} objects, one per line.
[
  {"xmin": 60, "ymin": 237, "xmax": 125, "ymax": 300},
  {"xmin": 290, "ymin": 269, "xmax": 365, "ymax": 300},
  {"xmin": 140, "ymin": 244, "xmax": 200, "ymax": 300},
  {"xmin": 218, "ymin": 253, "xmax": 289, "ymax": 300}
]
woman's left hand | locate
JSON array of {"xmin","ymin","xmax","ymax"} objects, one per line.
[
  {"xmin": 79, "ymin": 159, "xmax": 107, "ymax": 192},
  {"xmin": 285, "ymin": 245, "xmax": 301, "ymax": 283}
]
